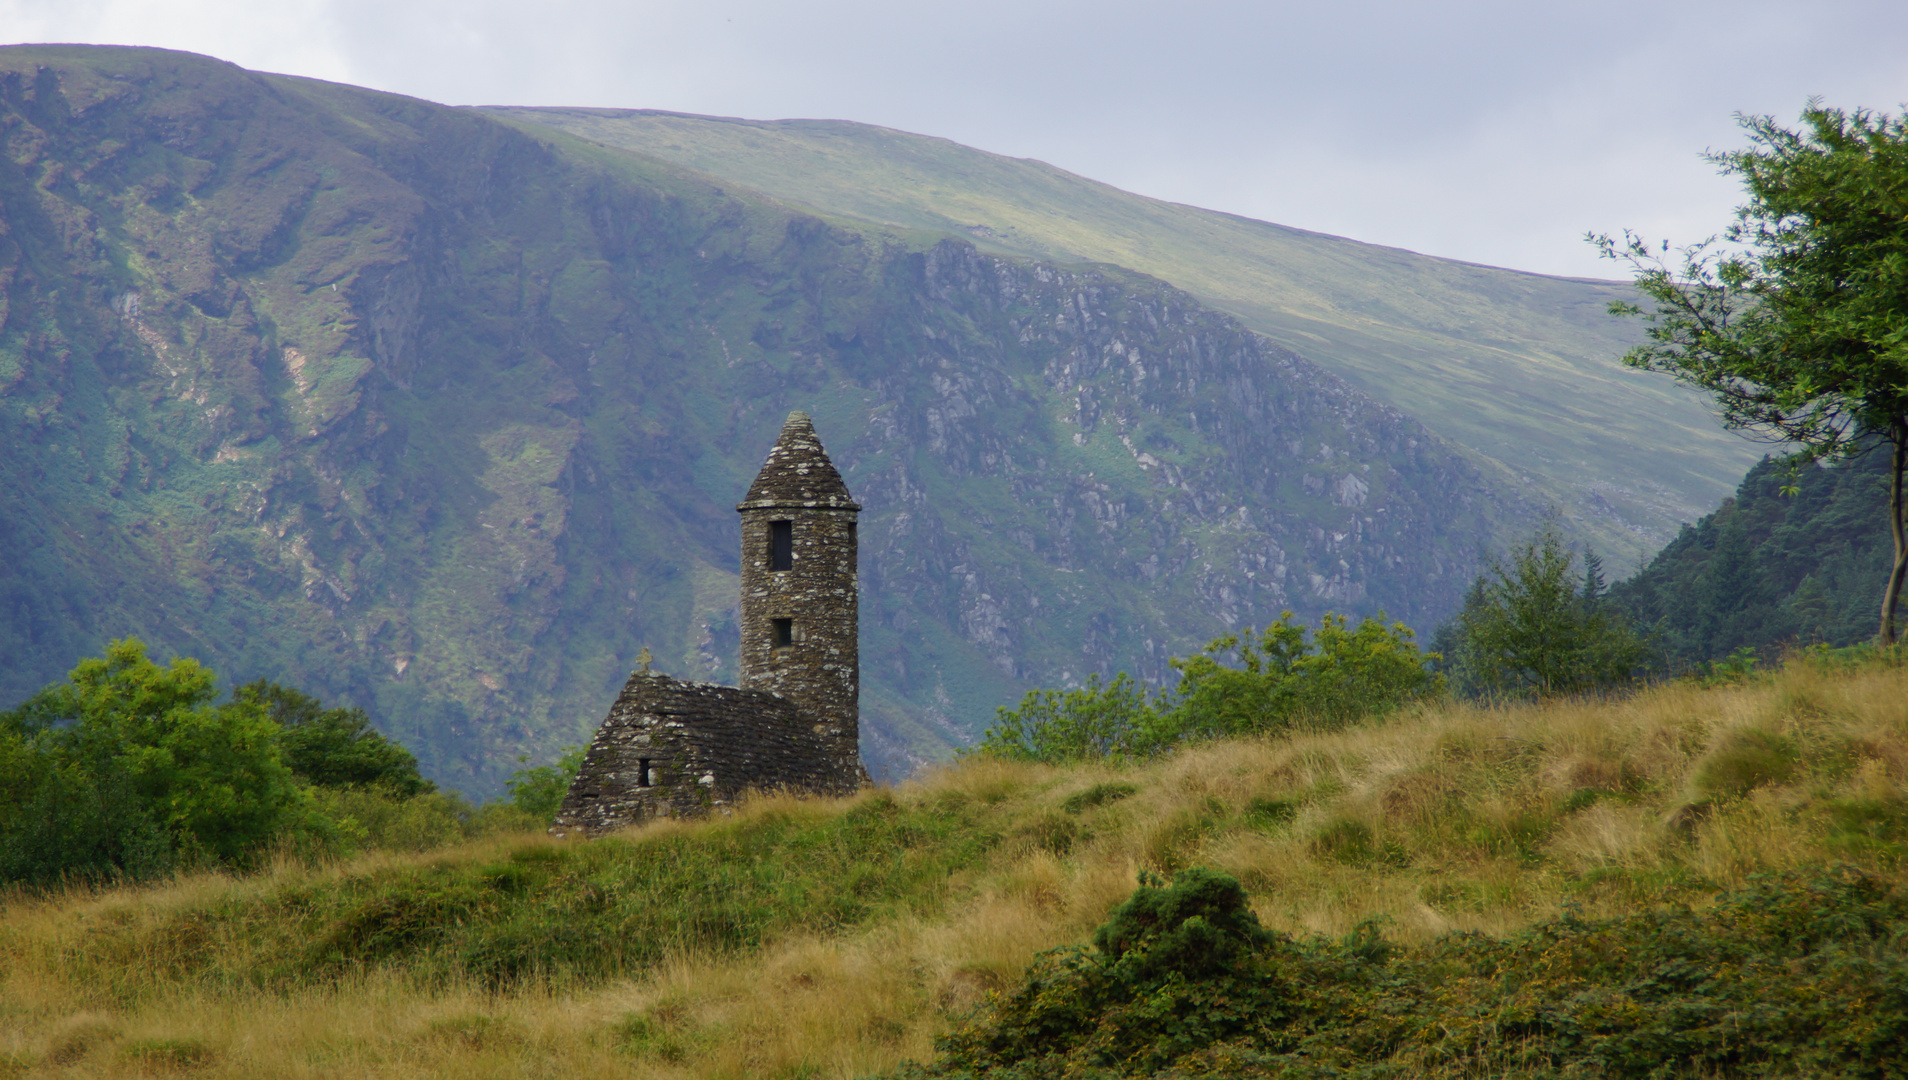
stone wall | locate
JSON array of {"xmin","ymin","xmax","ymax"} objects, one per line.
[{"xmin": 551, "ymin": 671, "xmax": 861, "ymax": 837}]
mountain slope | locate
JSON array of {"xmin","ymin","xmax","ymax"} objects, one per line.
[
  {"xmin": 482, "ymin": 108, "xmax": 1763, "ymax": 566},
  {"xmin": 1611, "ymin": 445, "xmax": 1898, "ymax": 661},
  {"xmin": 0, "ymin": 46, "xmax": 1531, "ymax": 791}
]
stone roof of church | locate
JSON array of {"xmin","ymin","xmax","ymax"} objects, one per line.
[{"xmin": 738, "ymin": 411, "xmax": 860, "ymax": 511}]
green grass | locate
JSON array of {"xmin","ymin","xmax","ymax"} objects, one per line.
[
  {"xmin": 487, "ymin": 108, "xmax": 1765, "ymax": 567},
  {"xmin": 54, "ymin": 791, "xmax": 998, "ymax": 998}
]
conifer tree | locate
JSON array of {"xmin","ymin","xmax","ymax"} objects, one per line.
[{"xmin": 1445, "ymin": 526, "xmax": 1649, "ymax": 697}]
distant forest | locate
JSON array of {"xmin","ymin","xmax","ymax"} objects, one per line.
[{"xmin": 1611, "ymin": 443, "xmax": 1896, "ymax": 664}]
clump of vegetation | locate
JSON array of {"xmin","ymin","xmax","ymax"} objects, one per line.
[
  {"xmin": 1436, "ymin": 523, "xmax": 1652, "ymax": 697},
  {"xmin": 0, "ymin": 639, "xmax": 306, "ymax": 883},
  {"xmin": 0, "ymin": 640, "xmax": 551, "ymax": 888},
  {"xmin": 501, "ymin": 746, "xmax": 589, "ymax": 822},
  {"xmin": 886, "ymin": 864, "xmax": 1908, "ymax": 1079},
  {"xmin": 979, "ymin": 611, "xmax": 1440, "ymax": 763},
  {"xmin": 1061, "ymin": 782, "xmax": 1138, "ymax": 814},
  {"xmin": 234, "ymin": 680, "xmax": 435, "ymax": 796}
]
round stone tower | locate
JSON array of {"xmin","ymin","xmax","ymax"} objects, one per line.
[{"xmin": 737, "ymin": 411, "xmax": 861, "ymax": 776}]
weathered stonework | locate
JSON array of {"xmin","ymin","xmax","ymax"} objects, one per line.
[
  {"xmin": 738, "ymin": 413, "xmax": 861, "ymax": 773},
  {"xmin": 553, "ymin": 412, "xmax": 865, "ymax": 836}
]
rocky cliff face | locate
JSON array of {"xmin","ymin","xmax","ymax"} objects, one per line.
[{"xmin": 0, "ymin": 46, "xmax": 1532, "ymax": 789}]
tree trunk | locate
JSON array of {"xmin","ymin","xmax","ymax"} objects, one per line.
[{"xmin": 1881, "ymin": 418, "xmax": 1908, "ymax": 647}]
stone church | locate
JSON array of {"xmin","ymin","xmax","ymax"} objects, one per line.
[{"xmin": 551, "ymin": 412, "xmax": 867, "ymax": 836}]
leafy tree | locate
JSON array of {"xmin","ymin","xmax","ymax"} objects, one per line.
[
  {"xmin": 1444, "ymin": 527, "xmax": 1650, "ymax": 697},
  {"xmin": 979, "ymin": 612, "xmax": 1441, "ymax": 763},
  {"xmin": 233, "ymin": 680, "xmax": 433, "ymax": 796},
  {"xmin": 1592, "ymin": 103, "xmax": 1908, "ymax": 645},
  {"xmin": 0, "ymin": 724, "xmax": 174, "ymax": 885},
  {"xmin": 503, "ymin": 745, "xmax": 589, "ymax": 822},
  {"xmin": 0, "ymin": 639, "xmax": 305, "ymax": 879},
  {"xmin": 974, "ymin": 673, "xmax": 1157, "ymax": 764},
  {"xmin": 1166, "ymin": 612, "xmax": 1441, "ymax": 736}
]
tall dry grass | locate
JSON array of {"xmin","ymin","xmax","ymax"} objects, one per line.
[{"xmin": 2, "ymin": 655, "xmax": 1904, "ymax": 1078}]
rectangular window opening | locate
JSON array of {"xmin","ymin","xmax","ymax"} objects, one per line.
[
  {"xmin": 771, "ymin": 617, "xmax": 795, "ymax": 648},
  {"xmin": 769, "ymin": 520, "xmax": 793, "ymax": 571},
  {"xmin": 638, "ymin": 758, "xmax": 653, "ymax": 787},
  {"xmin": 846, "ymin": 521, "xmax": 856, "ymax": 546}
]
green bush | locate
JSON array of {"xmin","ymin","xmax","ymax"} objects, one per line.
[
  {"xmin": 980, "ymin": 612, "xmax": 1441, "ymax": 764},
  {"xmin": 0, "ymin": 639, "xmax": 305, "ymax": 882},
  {"xmin": 1438, "ymin": 524, "xmax": 1653, "ymax": 697},
  {"xmin": 1, "ymin": 641, "xmax": 454, "ymax": 885},
  {"xmin": 975, "ymin": 673, "xmax": 1158, "ymax": 763},
  {"xmin": 503, "ymin": 746, "xmax": 588, "ymax": 822},
  {"xmin": 305, "ymin": 787, "xmax": 489, "ymax": 855},
  {"xmin": 235, "ymin": 680, "xmax": 433, "ymax": 795},
  {"xmin": 1166, "ymin": 611, "xmax": 1442, "ymax": 737}
]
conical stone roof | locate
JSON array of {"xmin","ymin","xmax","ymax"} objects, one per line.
[{"xmin": 739, "ymin": 411, "xmax": 860, "ymax": 510}]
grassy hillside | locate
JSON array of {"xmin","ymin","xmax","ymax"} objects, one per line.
[
  {"xmin": 484, "ymin": 108, "xmax": 1766, "ymax": 567},
  {"xmin": 4, "ymin": 651, "xmax": 1903, "ymax": 1077}
]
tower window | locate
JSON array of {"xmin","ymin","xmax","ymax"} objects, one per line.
[
  {"xmin": 771, "ymin": 617, "xmax": 795, "ymax": 648},
  {"xmin": 769, "ymin": 520, "xmax": 793, "ymax": 570},
  {"xmin": 638, "ymin": 759, "xmax": 654, "ymax": 787}
]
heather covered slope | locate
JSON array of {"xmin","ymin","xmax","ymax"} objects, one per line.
[
  {"xmin": 0, "ymin": 46, "xmax": 1529, "ymax": 791},
  {"xmin": 486, "ymin": 107, "xmax": 1765, "ymax": 565}
]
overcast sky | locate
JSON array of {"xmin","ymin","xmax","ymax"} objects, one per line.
[{"xmin": 6, "ymin": 0, "xmax": 1905, "ymax": 279}]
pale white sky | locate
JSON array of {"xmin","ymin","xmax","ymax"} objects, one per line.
[{"xmin": 5, "ymin": 0, "xmax": 1905, "ymax": 278}]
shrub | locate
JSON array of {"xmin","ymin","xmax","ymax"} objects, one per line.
[
  {"xmin": 304, "ymin": 787, "xmax": 485, "ymax": 855},
  {"xmin": 0, "ymin": 640, "xmax": 305, "ymax": 882},
  {"xmin": 1438, "ymin": 524, "xmax": 1652, "ymax": 697},
  {"xmin": 976, "ymin": 673, "xmax": 1156, "ymax": 763},
  {"xmin": 0, "ymin": 642, "xmax": 455, "ymax": 884},
  {"xmin": 1167, "ymin": 611, "xmax": 1442, "ymax": 737},
  {"xmin": 980, "ymin": 612, "xmax": 1441, "ymax": 764},
  {"xmin": 503, "ymin": 746, "xmax": 587, "ymax": 822},
  {"xmin": 235, "ymin": 680, "xmax": 433, "ymax": 795}
]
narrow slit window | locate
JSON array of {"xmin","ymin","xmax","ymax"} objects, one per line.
[
  {"xmin": 638, "ymin": 759, "xmax": 653, "ymax": 787},
  {"xmin": 769, "ymin": 520, "xmax": 793, "ymax": 570},
  {"xmin": 771, "ymin": 617, "xmax": 794, "ymax": 648},
  {"xmin": 846, "ymin": 522, "xmax": 856, "ymax": 546}
]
